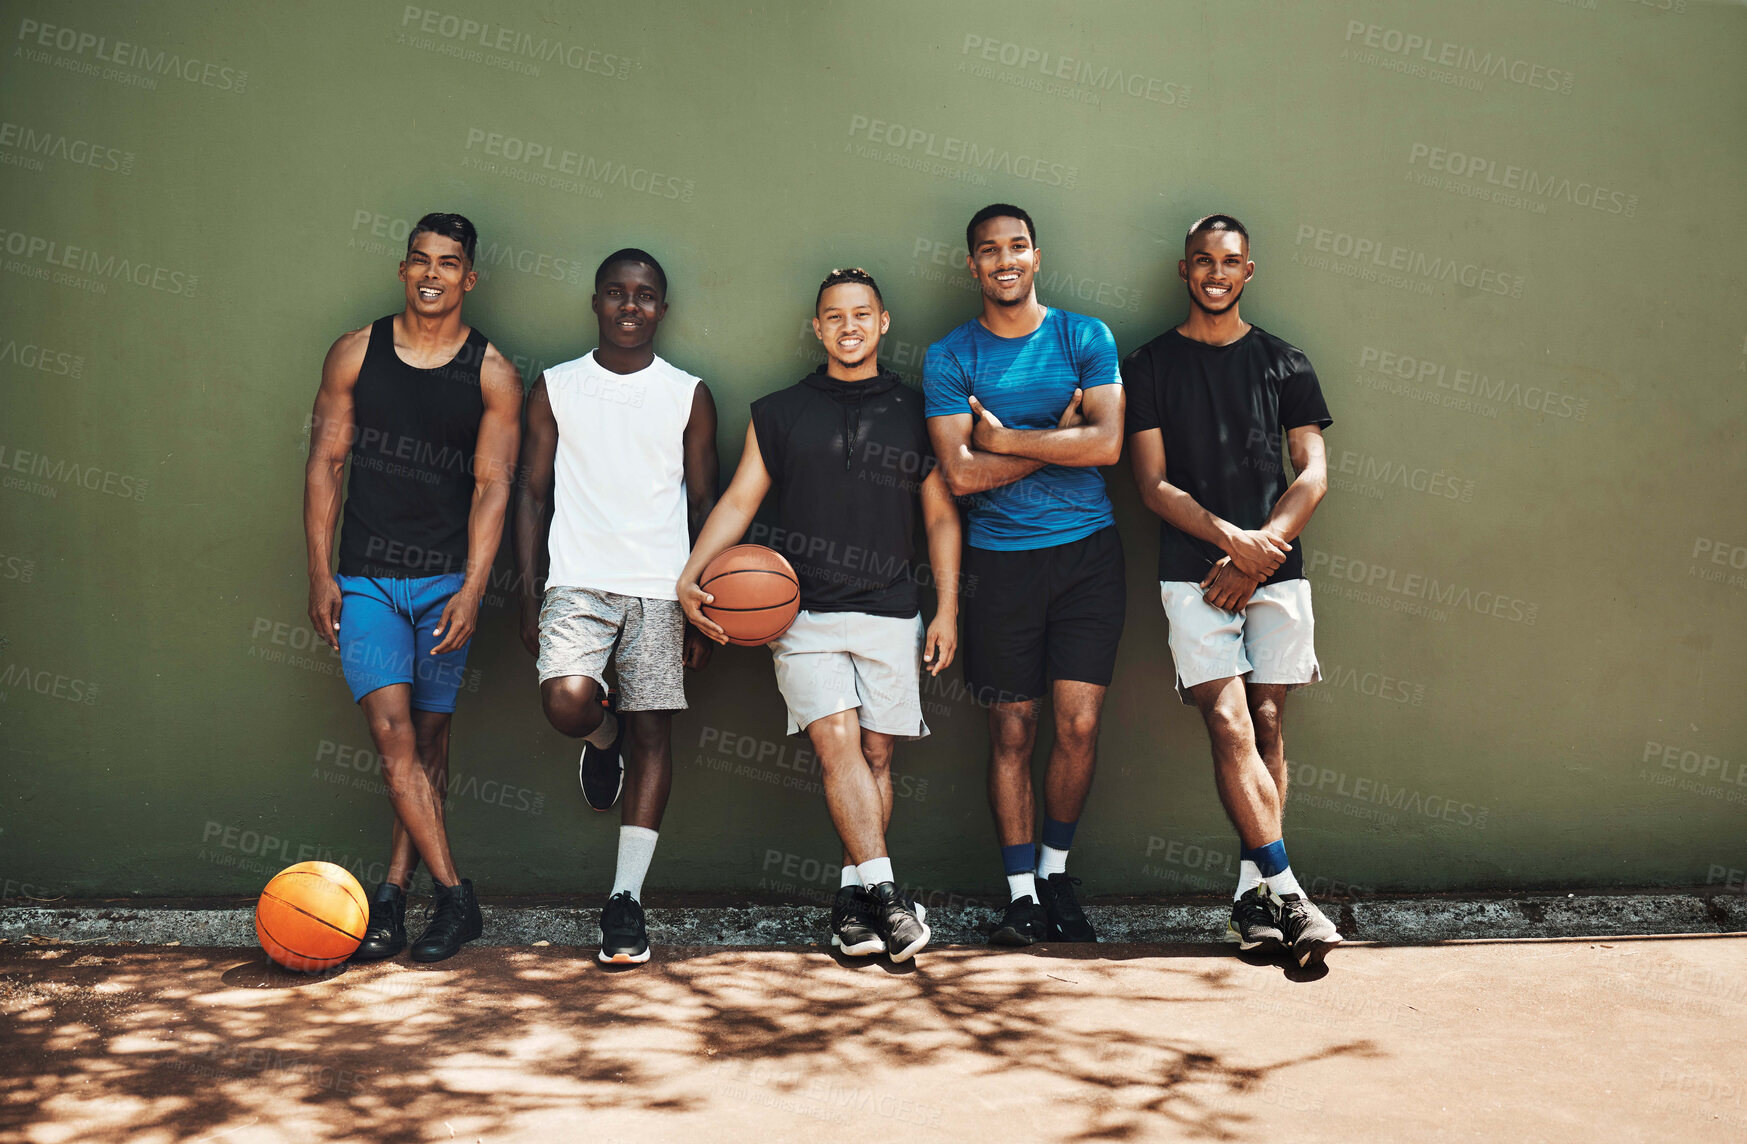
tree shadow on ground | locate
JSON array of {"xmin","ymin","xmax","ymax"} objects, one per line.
[{"xmin": 0, "ymin": 941, "xmax": 1378, "ymax": 1143}]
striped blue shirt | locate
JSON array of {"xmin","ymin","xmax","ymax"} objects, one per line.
[{"xmin": 923, "ymin": 308, "xmax": 1120, "ymax": 550}]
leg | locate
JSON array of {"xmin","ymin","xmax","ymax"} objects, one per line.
[
  {"xmin": 1246, "ymin": 683, "xmax": 1289, "ymax": 809},
  {"xmin": 1041, "ymin": 680, "xmax": 1108, "ymax": 825},
  {"xmin": 860, "ymin": 727, "xmax": 897, "ymax": 836},
  {"xmin": 806, "ymin": 711, "xmax": 889, "ymax": 866},
  {"xmin": 540, "ymin": 674, "xmax": 605, "ymax": 738},
  {"xmin": 621, "ymin": 710, "xmax": 673, "ymax": 830},
  {"xmin": 987, "ymin": 699, "xmax": 1041, "ymax": 847},
  {"xmin": 1190, "ymin": 676, "xmax": 1281, "ymax": 850},
  {"xmin": 384, "ymin": 709, "xmax": 454, "ymax": 888},
  {"xmin": 360, "ymin": 685, "xmax": 460, "ymax": 887}
]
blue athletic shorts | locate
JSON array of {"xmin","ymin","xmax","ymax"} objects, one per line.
[{"xmin": 335, "ymin": 573, "xmax": 473, "ymax": 713}]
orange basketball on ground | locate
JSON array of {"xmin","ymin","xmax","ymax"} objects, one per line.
[
  {"xmin": 700, "ymin": 544, "xmax": 801, "ymax": 646},
  {"xmin": 255, "ymin": 861, "xmax": 368, "ymax": 972}
]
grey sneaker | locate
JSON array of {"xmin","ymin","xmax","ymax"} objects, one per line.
[
  {"xmin": 1275, "ymin": 893, "xmax": 1343, "ymax": 968},
  {"xmin": 830, "ymin": 887, "xmax": 885, "ymax": 957},
  {"xmin": 1226, "ymin": 887, "xmax": 1285, "ymax": 955}
]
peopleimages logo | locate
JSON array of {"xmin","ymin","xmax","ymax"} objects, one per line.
[
  {"xmin": 15, "ymin": 18, "xmax": 247, "ymax": 92},
  {"xmin": 399, "ymin": 7, "xmax": 632, "ymax": 78},
  {"xmin": 1294, "ymin": 224, "xmax": 1524, "ymax": 298},
  {"xmin": 1407, "ymin": 143, "xmax": 1636, "ymax": 216},
  {"xmin": 461, "ymin": 128, "xmax": 694, "ymax": 201},
  {"xmin": 846, "ymin": 114, "xmax": 1078, "ymax": 189},
  {"xmin": 0, "ymin": 227, "xmax": 198, "ymax": 297},
  {"xmin": 1342, "ymin": 20, "xmax": 1573, "ymax": 95},
  {"xmin": 958, "ymin": 34, "xmax": 1190, "ymax": 108},
  {"xmin": 1305, "ymin": 548, "xmax": 1539, "ymax": 625}
]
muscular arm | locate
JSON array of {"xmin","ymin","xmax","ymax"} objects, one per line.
[
  {"xmin": 1261, "ymin": 424, "xmax": 1328, "ymax": 543},
  {"xmin": 971, "ymin": 383, "xmax": 1124, "ymax": 467},
  {"xmin": 512, "ymin": 375, "xmax": 559, "ymax": 655},
  {"xmin": 927, "ymin": 413, "xmax": 1049, "ymax": 498},
  {"xmin": 1127, "ymin": 427, "xmax": 1289, "ymax": 581},
  {"xmin": 676, "ymin": 420, "xmax": 774, "ymax": 642},
  {"xmin": 683, "ymin": 382, "xmax": 720, "ymax": 541},
  {"xmin": 303, "ymin": 327, "xmax": 369, "ymax": 650},
  {"xmin": 919, "ymin": 466, "xmax": 961, "ymax": 674},
  {"xmin": 430, "ymin": 345, "xmax": 522, "ymax": 654},
  {"xmin": 679, "ymin": 382, "xmax": 722, "ymax": 666}
]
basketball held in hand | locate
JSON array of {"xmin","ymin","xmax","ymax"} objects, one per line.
[{"xmin": 698, "ymin": 544, "xmax": 801, "ymax": 646}]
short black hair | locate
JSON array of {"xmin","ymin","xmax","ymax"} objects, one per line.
[
  {"xmin": 965, "ymin": 203, "xmax": 1036, "ymax": 254},
  {"xmin": 1185, "ymin": 213, "xmax": 1249, "ymax": 251},
  {"xmin": 406, "ymin": 212, "xmax": 478, "ymax": 264},
  {"xmin": 815, "ymin": 267, "xmax": 884, "ymax": 312},
  {"xmin": 595, "ymin": 247, "xmax": 668, "ymax": 297}
]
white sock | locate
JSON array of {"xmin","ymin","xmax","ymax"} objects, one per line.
[
  {"xmin": 609, "ymin": 826, "xmax": 658, "ymax": 900},
  {"xmin": 839, "ymin": 864, "xmax": 862, "ymax": 889},
  {"xmin": 1037, "ymin": 845, "xmax": 1069, "ymax": 879},
  {"xmin": 1007, "ymin": 872, "xmax": 1038, "ymax": 903},
  {"xmin": 1235, "ymin": 860, "xmax": 1264, "ymax": 901},
  {"xmin": 1264, "ymin": 866, "xmax": 1305, "ymax": 900},
  {"xmin": 583, "ymin": 707, "xmax": 618, "ymax": 749},
  {"xmin": 857, "ymin": 856, "xmax": 894, "ymax": 888}
]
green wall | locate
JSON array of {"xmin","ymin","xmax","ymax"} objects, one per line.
[{"xmin": 3, "ymin": 0, "xmax": 1743, "ymax": 901}]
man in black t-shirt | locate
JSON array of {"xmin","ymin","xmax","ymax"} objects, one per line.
[
  {"xmin": 1124, "ymin": 214, "xmax": 1344, "ymax": 969},
  {"xmin": 678, "ymin": 268, "xmax": 961, "ymax": 963}
]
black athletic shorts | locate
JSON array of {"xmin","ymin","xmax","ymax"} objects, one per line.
[{"xmin": 961, "ymin": 524, "xmax": 1126, "ymax": 705}]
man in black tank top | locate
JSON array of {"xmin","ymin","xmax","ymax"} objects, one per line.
[{"xmin": 304, "ymin": 213, "xmax": 523, "ymax": 964}]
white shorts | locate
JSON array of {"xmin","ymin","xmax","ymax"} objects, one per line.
[
  {"xmin": 1159, "ymin": 579, "xmax": 1320, "ymax": 705},
  {"xmin": 769, "ymin": 610, "xmax": 930, "ymax": 740}
]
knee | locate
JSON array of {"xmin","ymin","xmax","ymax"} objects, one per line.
[
  {"xmin": 1249, "ymin": 703, "xmax": 1283, "ymax": 754},
  {"xmin": 542, "ymin": 682, "xmax": 602, "ymax": 739},
  {"xmin": 988, "ymin": 712, "xmax": 1037, "ymax": 760},
  {"xmin": 1200, "ymin": 703, "xmax": 1250, "ymax": 751},
  {"xmin": 861, "ymin": 747, "xmax": 893, "ymax": 781},
  {"xmin": 366, "ymin": 708, "xmax": 414, "ymax": 751},
  {"xmin": 1056, "ymin": 710, "xmax": 1102, "ymax": 749}
]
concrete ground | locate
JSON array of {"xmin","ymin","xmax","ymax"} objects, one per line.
[{"xmin": 3, "ymin": 934, "xmax": 1744, "ymax": 1143}]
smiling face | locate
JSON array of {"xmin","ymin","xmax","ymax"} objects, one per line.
[
  {"xmin": 592, "ymin": 260, "xmax": 668, "ymax": 351},
  {"xmin": 1180, "ymin": 229, "xmax": 1253, "ymax": 316},
  {"xmin": 398, "ymin": 231, "xmax": 476, "ymax": 318},
  {"xmin": 966, "ymin": 215, "xmax": 1040, "ymax": 308},
  {"xmin": 813, "ymin": 282, "xmax": 889, "ymax": 371}
]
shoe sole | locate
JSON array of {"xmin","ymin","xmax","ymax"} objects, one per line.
[
  {"xmin": 1295, "ymin": 936, "xmax": 1343, "ymax": 969},
  {"xmin": 832, "ymin": 934, "xmax": 885, "ymax": 957},
  {"xmin": 887, "ymin": 924, "xmax": 931, "ymax": 963},
  {"xmin": 347, "ymin": 944, "xmax": 405, "ymax": 964},
  {"xmin": 598, "ymin": 947, "xmax": 651, "ymax": 965},
  {"xmin": 989, "ymin": 927, "xmax": 1037, "ymax": 947}
]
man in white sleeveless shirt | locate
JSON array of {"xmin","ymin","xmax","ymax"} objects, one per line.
[{"xmin": 514, "ymin": 248, "xmax": 719, "ymax": 966}]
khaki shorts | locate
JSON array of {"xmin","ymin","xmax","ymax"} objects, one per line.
[
  {"xmin": 1159, "ymin": 579, "xmax": 1320, "ymax": 705},
  {"xmin": 770, "ymin": 610, "xmax": 929, "ymax": 739},
  {"xmin": 537, "ymin": 586, "xmax": 686, "ymax": 712}
]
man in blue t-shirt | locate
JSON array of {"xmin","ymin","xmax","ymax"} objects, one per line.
[{"xmin": 923, "ymin": 203, "xmax": 1126, "ymax": 946}]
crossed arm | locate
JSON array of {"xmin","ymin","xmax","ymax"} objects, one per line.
[
  {"xmin": 926, "ymin": 383, "xmax": 1120, "ymax": 498},
  {"xmin": 1128, "ymin": 423, "xmax": 1329, "ymax": 611}
]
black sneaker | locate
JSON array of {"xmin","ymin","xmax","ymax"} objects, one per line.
[
  {"xmin": 350, "ymin": 881, "xmax": 408, "ymax": 962},
  {"xmin": 408, "ymin": 878, "xmax": 483, "ymax": 963},
  {"xmin": 989, "ymin": 895, "xmax": 1047, "ymax": 946},
  {"xmin": 830, "ymin": 886, "xmax": 885, "ymax": 958},
  {"xmin": 1226, "ymin": 886, "xmax": 1286, "ymax": 955},
  {"xmin": 867, "ymin": 882, "xmax": 930, "ymax": 962},
  {"xmin": 579, "ymin": 689, "xmax": 626, "ymax": 812},
  {"xmin": 598, "ymin": 891, "xmax": 651, "ymax": 965},
  {"xmin": 1275, "ymin": 892, "xmax": 1344, "ymax": 968},
  {"xmin": 1035, "ymin": 873, "xmax": 1097, "ymax": 942}
]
